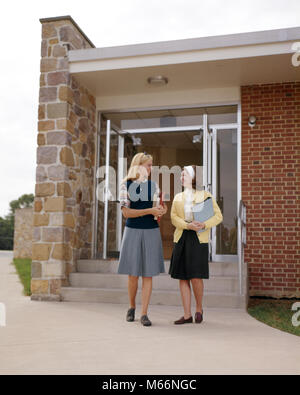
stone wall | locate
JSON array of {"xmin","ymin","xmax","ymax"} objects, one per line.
[
  {"xmin": 13, "ymin": 208, "xmax": 33, "ymax": 259},
  {"xmin": 32, "ymin": 16, "xmax": 96, "ymax": 301}
]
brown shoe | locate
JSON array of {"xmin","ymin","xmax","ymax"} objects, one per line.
[
  {"xmin": 174, "ymin": 316, "xmax": 193, "ymax": 325},
  {"xmin": 195, "ymin": 311, "xmax": 203, "ymax": 324}
]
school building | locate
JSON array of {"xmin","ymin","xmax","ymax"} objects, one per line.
[{"xmin": 32, "ymin": 15, "xmax": 300, "ymax": 308}]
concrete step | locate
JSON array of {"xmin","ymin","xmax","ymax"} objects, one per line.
[
  {"xmin": 76, "ymin": 259, "xmax": 240, "ymax": 277},
  {"xmin": 69, "ymin": 272, "xmax": 245, "ymax": 293},
  {"xmin": 67, "ymin": 259, "xmax": 248, "ymax": 309},
  {"xmin": 61, "ymin": 286, "xmax": 246, "ymax": 309}
]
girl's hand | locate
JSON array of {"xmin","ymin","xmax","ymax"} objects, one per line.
[
  {"xmin": 187, "ymin": 221, "xmax": 206, "ymax": 231},
  {"xmin": 157, "ymin": 204, "xmax": 167, "ymax": 216},
  {"xmin": 151, "ymin": 207, "xmax": 165, "ymax": 217}
]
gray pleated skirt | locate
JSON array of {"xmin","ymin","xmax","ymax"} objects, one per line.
[{"xmin": 118, "ymin": 226, "xmax": 165, "ymax": 277}]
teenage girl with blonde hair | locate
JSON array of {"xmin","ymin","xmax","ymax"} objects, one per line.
[{"xmin": 118, "ymin": 152, "xmax": 167, "ymax": 326}]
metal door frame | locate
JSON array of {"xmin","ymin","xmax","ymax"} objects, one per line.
[
  {"xmin": 101, "ymin": 123, "xmax": 204, "ymax": 259},
  {"xmin": 210, "ymin": 125, "xmax": 239, "ymax": 263},
  {"xmin": 102, "ymin": 120, "xmax": 124, "ymax": 259},
  {"xmin": 93, "ymin": 105, "xmax": 241, "ymax": 261}
]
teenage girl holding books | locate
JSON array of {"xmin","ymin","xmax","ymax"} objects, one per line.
[{"xmin": 169, "ymin": 165, "xmax": 223, "ymax": 325}]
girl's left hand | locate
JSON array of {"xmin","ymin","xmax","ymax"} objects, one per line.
[
  {"xmin": 194, "ymin": 221, "xmax": 206, "ymax": 230},
  {"xmin": 157, "ymin": 204, "xmax": 167, "ymax": 216}
]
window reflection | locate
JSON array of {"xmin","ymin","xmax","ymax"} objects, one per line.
[{"xmin": 216, "ymin": 129, "xmax": 237, "ymax": 255}]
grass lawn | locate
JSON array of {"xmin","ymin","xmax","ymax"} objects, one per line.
[
  {"xmin": 248, "ymin": 298, "xmax": 300, "ymax": 337},
  {"xmin": 12, "ymin": 258, "xmax": 31, "ymax": 296}
]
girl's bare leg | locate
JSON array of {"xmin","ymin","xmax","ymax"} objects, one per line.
[
  {"xmin": 128, "ymin": 275, "xmax": 139, "ymax": 308},
  {"xmin": 141, "ymin": 277, "xmax": 152, "ymax": 316},
  {"xmin": 179, "ymin": 279, "xmax": 192, "ymax": 319},
  {"xmin": 191, "ymin": 278, "xmax": 204, "ymax": 313}
]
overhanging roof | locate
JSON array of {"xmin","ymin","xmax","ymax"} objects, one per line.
[
  {"xmin": 67, "ymin": 26, "xmax": 300, "ymax": 98},
  {"xmin": 69, "ymin": 26, "xmax": 300, "ymax": 64}
]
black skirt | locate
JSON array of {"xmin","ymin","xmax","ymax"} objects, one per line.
[{"xmin": 169, "ymin": 230, "xmax": 209, "ymax": 280}]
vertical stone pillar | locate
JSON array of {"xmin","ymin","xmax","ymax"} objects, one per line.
[{"xmin": 32, "ymin": 16, "xmax": 96, "ymax": 301}]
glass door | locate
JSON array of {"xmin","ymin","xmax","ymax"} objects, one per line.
[
  {"xmin": 95, "ymin": 116, "xmax": 238, "ymax": 262},
  {"xmin": 128, "ymin": 129, "xmax": 204, "ymax": 260},
  {"xmin": 97, "ymin": 120, "xmax": 205, "ymax": 260},
  {"xmin": 96, "ymin": 119, "xmax": 131, "ymax": 259},
  {"xmin": 211, "ymin": 127, "xmax": 238, "ymax": 262}
]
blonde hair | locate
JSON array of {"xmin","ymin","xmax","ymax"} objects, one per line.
[{"xmin": 123, "ymin": 152, "xmax": 153, "ymax": 182}]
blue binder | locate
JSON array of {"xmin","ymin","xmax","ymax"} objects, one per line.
[{"xmin": 192, "ymin": 197, "xmax": 214, "ymax": 233}]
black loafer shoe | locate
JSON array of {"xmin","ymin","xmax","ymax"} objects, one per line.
[
  {"xmin": 195, "ymin": 311, "xmax": 203, "ymax": 324},
  {"xmin": 140, "ymin": 315, "xmax": 152, "ymax": 326},
  {"xmin": 174, "ymin": 316, "xmax": 193, "ymax": 325},
  {"xmin": 126, "ymin": 307, "xmax": 135, "ymax": 322}
]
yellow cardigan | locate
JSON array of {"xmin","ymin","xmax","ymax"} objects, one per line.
[{"xmin": 170, "ymin": 189, "xmax": 223, "ymax": 243}]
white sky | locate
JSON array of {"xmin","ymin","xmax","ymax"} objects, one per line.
[{"xmin": 0, "ymin": 0, "xmax": 299, "ymax": 217}]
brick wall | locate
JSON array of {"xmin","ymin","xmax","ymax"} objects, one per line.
[{"xmin": 241, "ymin": 81, "xmax": 300, "ymax": 298}]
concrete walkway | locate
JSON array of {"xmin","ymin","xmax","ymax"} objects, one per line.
[{"xmin": 0, "ymin": 251, "xmax": 299, "ymax": 375}]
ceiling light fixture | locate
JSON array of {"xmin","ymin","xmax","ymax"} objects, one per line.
[
  {"xmin": 147, "ymin": 75, "xmax": 168, "ymax": 86},
  {"xmin": 192, "ymin": 132, "xmax": 203, "ymax": 144}
]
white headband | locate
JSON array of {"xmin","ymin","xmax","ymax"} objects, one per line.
[{"xmin": 184, "ymin": 166, "xmax": 195, "ymax": 180}]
